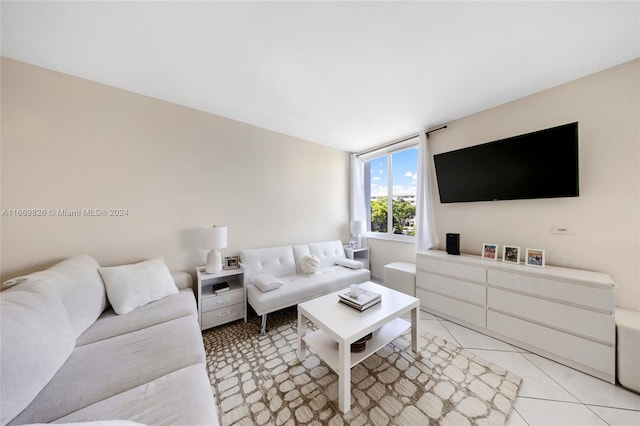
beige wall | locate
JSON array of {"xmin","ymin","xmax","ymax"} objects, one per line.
[
  {"xmin": 371, "ymin": 59, "xmax": 639, "ymax": 310},
  {"xmin": 0, "ymin": 58, "xmax": 350, "ymax": 280}
]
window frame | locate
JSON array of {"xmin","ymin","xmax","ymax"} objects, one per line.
[{"xmin": 362, "ymin": 139, "xmax": 419, "ymax": 243}]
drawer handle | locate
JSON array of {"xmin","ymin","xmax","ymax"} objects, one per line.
[
  {"xmin": 218, "ymin": 298, "xmax": 230, "ymax": 304},
  {"xmin": 218, "ymin": 311, "xmax": 231, "ymax": 317}
]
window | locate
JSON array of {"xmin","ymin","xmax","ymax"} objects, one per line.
[{"xmin": 364, "ymin": 143, "xmax": 418, "ymax": 239}]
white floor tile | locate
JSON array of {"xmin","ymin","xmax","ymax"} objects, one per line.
[
  {"xmin": 506, "ymin": 407, "xmax": 528, "ymax": 426},
  {"xmin": 441, "ymin": 320, "xmax": 517, "ymax": 351},
  {"xmin": 419, "ymin": 309, "xmax": 439, "ymax": 320},
  {"xmin": 524, "ymin": 353, "xmax": 640, "ymax": 411},
  {"xmin": 417, "ymin": 318, "xmax": 459, "ymax": 343},
  {"xmin": 515, "ymin": 398, "xmax": 608, "ymax": 426},
  {"xmin": 468, "ymin": 349, "xmax": 579, "ymax": 402},
  {"xmin": 588, "ymin": 405, "xmax": 640, "ymax": 426}
]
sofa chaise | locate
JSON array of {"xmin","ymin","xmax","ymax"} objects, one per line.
[
  {"xmin": 240, "ymin": 240, "xmax": 370, "ymax": 335},
  {"xmin": 0, "ymin": 255, "xmax": 217, "ymax": 426}
]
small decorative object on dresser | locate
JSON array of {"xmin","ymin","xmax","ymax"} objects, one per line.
[
  {"xmin": 224, "ymin": 255, "xmax": 240, "ymax": 270},
  {"xmin": 482, "ymin": 243, "xmax": 498, "ymax": 260},
  {"xmin": 525, "ymin": 248, "xmax": 545, "ymax": 267},
  {"xmin": 502, "ymin": 245, "xmax": 520, "ymax": 264}
]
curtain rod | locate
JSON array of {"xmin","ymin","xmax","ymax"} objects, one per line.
[{"xmin": 356, "ymin": 124, "xmax": 448, "ymax": 157}]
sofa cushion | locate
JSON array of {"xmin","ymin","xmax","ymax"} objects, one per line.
[
  {"xmin": 247, "ymin": 265, "xmax": 370, "ymax": 315},
  {"xmin": 308, "ymin": 241, "xmax": 347, "ymax": 268},
  {"xmin": 8, "ymin": 316, "xmax": 205, "ymax": 425},
  {"xmin": 99, "ymin": 258, "xmax": 178, "ymax": 315},
  {"xmin": 50, "ymin": 365, "xmax": 217, "ymax": 426},
  {"xmin": 9, "ymin": 255, "xmax": 107, "ymax": 338},
  {"xmin": 76, "ymin": 289, "xmax": 197, "ymax": 346},
  {"xmin": 1, "ymin": 280, "xmax": 77, "ymax": 425},
  {"xmin": 240, "ymin": 245, "xmax": 296, "ymax": 283},
  {"xmin": 25, "ymin": 422, "xmax": 145, "ymax": 426}
]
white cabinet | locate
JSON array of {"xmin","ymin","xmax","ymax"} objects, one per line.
[
  {"xmin": 416, "ymin": 250, "xmax": 616, "ymax": 383},
  {"xmin": 196, "ymin": 266, "xmax": 246, "ymax": 330}
]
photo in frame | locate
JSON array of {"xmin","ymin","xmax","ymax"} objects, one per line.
[
  {"xmin": 525, "ymin": 248, "xmax": 545, "ymax": 268},
  {"xmin": 482, "ymin": 243, "xmax": 498, "ymax": 261},
  {"xmin": 502, "ymin": 245, "xmax": 520, "ymax": 264},
  {"xmin": 224, "ymin": 255, "xmax": 240, "ymax": 270}
]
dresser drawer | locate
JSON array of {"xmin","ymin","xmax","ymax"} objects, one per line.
[
  {"xmin": 417, "ymin": 271, "xmax": 485, "ymax": 305},
  {"xmin": 417, "ymin": 288, "xmax": 486, "ymax": 328},
  {"xmin": 417, "ymin": 256, "xmax": 485, "ymax": 283},
  {"xmin": 487, "ymin": 311, "xmax": 614, "ymax": 380},
  {"xmin": 202, "ymin": 303, "xmax": 244, "ymax": 329},
  {"xmin": 202, "ymin": 290, "xmax": 244, "ymax": 312},
  {"xmin": 487, "ymin": 269, "xmax": 614, "ymax": 312},
  {"xmin": 488, "ymin": 288, "xmax": 614, "ymax": 344}
]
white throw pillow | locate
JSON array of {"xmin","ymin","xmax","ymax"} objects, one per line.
[
  {"xmin": 252, "ymin": 273, "xmax": 283, "ymax": 292},
  {"xmin": 301, "ymin": 255, "xmax": 320, "ymax": 274},
  {"xmin": 98, "ymin": 258, "xmax": 178, "ymax": 315},
  {"xmin": 335, "ymin": 258, "xmax": 364, "ymax": 269}
]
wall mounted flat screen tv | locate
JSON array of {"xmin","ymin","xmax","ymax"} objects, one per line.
[{"xmin": 433, "ymin": 122, "xmax": 579, "ymax": 203}]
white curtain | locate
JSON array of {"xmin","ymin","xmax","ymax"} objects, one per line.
[
  {"xmin": 415, "ymin": 131, "xmax": 439, "ymax": 252},
  {"xmin": 349, "ymin": 153, "xmax": 366, "ymax": 227}
]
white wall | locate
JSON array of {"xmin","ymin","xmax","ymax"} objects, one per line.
[
  {"xmin": 371, "ymin": 59, "xmax": 639, "ymax": 310},
  {"xmin": 0, "ymin": 58, "xmax": 350, "ymax": 279}
]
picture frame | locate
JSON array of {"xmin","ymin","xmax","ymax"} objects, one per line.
[
  {"xmin": 224, "ymin": 255, "xmax": 240, "ymax": 270},
  {"xmin": 525, "ymin": 248, "xmax": 545, "ymax": 268},
  {"xmin": 502, "ymin": 245, "xmax": 520, "ymax": 264},
  {"xmin": 482, "ymin": 243, "xmax": 498, "ymax": 261}
]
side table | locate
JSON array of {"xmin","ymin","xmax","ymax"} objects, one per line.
[{"xmin": 196, "ymin": 266, "xmax": 246, "ymax": 330}]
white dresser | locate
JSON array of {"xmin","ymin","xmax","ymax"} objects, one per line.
[{"xmin": 416, "ymin": 250, "xmax": 616, "ymax": 383}]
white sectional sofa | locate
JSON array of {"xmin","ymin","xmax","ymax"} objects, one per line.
[
  {"xmin": 241, "ymin": 240, "xmax": 371, "ymax": 335},
  {"xmin": 0, "ymin": 255, "xmax": 217, "ymax": 426}
]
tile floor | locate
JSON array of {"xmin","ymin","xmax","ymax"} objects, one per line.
[{"xmin": 413, "ymin": 309, "xmax": 640, "ymax": 426}]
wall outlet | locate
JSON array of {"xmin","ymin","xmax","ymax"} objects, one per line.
[{"xmin": 551, "ymin": 225, "xmax": 572, "ymax": 235}]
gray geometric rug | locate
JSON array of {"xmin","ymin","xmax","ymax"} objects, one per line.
[{"xmin": 202, "ymin": 307, "xmax": 522, "ymax": 425}]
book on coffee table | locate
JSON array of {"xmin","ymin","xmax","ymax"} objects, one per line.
[{"xmin": 339, "ymin": 289, "xmax": 381, "ymax": 311}]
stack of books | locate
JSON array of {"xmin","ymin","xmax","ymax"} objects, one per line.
[
  {"xmin": 339, "ymin": 288, "xmax": 381, "ymax": 311},
  {"xmin": 211, "ymin": 282, "xmax": 230, "ymax": 295}
]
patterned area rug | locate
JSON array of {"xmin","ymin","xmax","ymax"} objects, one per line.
[{"xmin": 202, "ymin": 308, "xmax": 522, "ymax": 426}]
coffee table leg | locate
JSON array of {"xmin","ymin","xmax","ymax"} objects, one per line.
[
  {"xmin": 411, "ymin": 306, "xmax": 420, "ymax": 352},
  {"xmin": 297, "ymin": 310, "xmax": 307, "ymax": 361},
  {"xmin": 338, "ymin": 340, "xmax": 351, "ymax": 413}
]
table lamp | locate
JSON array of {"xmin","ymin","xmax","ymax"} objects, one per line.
[{"xmin": 202, "ymin": 225, "xmax": 227, "ymax": 273}]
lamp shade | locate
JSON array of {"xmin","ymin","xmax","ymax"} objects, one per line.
[
  {"xmin": 202, "ymin": 225, "xmax": 227, "ymax": 249},
  {"xmin": 350, "ymin": 220, "xmax": 363, "ymax": 234}
]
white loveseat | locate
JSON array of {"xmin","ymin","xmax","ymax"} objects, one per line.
[
  {"xmin": 241, "ymin": 240, "xmax": 370, "ymax": 334},
  {"xmin": 0, "ymin": 255, "xmax": 217, "ymax": 426}
]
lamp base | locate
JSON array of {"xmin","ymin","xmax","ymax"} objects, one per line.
[{"xmin": 206, "ymin": 249, "xmax": 222, "ymax": 274}]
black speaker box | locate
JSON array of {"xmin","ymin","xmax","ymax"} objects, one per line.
[{"xmin": 446, "ymin": 233, "xmax": 460, "ymax": 255}]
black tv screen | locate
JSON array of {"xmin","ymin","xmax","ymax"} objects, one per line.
[{"xmin": 433, "ymin": 122, "xmax": 579, "ymax": 203}]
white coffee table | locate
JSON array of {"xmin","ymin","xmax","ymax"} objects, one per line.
[{"xmin": 297, "ymin": 281, "xmax": 420, "ymax": 413}]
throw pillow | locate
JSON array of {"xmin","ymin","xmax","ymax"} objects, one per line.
[
  {"xmin": 335, "ymin": 258, "xmax": 364, "ymax": 269},
  {"xmin": 1, "ymin": 280, "xmax": 77, "ymax": 425},
  {"xmin": 98, "ymin": 258, "xmax": 178, "ymax": 315},
  {"xmin": 252, "ymin": 273, "xmax": 283, "ymax": 292},
  {"xmin": 301, "ymin": 255, "xmax": 320, "ymax": 274}
]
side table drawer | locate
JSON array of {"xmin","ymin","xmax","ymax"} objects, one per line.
[
  {"xmin": 202, "ymin": 290, "xmax": 244, "ymax": 312},
  {"xmin": 202, "ymin": 303, "xmax": 244, "ymax": 329}
]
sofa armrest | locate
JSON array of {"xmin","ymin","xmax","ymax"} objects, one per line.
[{"xmin": 171, "ymin": 272, "xmax": 193, "ymax": 291}]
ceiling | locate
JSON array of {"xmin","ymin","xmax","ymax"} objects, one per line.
[{"xmin": 2, "ymin": 1, "xmax": 639, "ymax": 153}]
